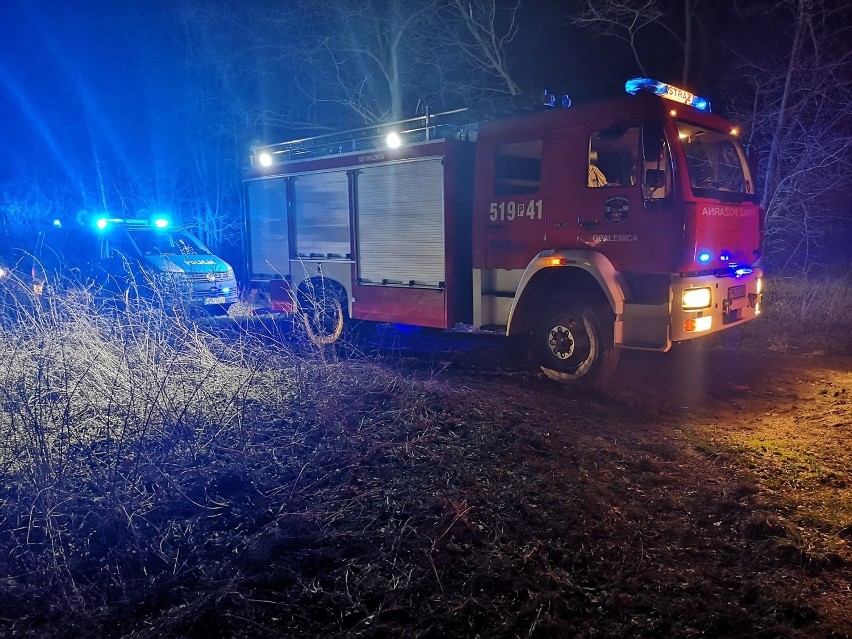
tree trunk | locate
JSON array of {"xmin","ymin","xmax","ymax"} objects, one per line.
[{"xmin": 761, "ymin": 0, "xmax": 806, "ymax": 213}]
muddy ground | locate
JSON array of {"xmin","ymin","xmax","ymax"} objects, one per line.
[{"xmin": 337, "ymin": 327, "xmax": 852, "ymax": 638}]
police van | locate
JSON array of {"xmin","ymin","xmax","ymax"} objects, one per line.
[{"xmin": 32, "ymin": 213, "xmax": 238, "ymax": 315}]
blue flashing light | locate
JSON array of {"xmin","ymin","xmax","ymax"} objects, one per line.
[
  {"xmin": 625, "ymin": 77, "xmax": 667, "ymax": 96},
  {"xmin": 95, "ymin": 217, "xmax": 109, "ymax": 231},
  {"xmin": 52, "ymin": 219, "xmax": 62, "ymax": 228},
  {"xmin": 222, "ymin": 286, "xmax": 231, "ymax": 294},
  {"xmin": 692, "ymin": 96, "xmax": 710, "ymax": 112},
  {"xmin": 734, "ymin": 267, "xmax": 753, "ymax": 277},
  {"xmin": 625, "ymin": 77, "xmax": 711, "ymax": 112},
  {"xmin": 542, "ymin": 90, "xmax": 571, "ymax": 109},
  {"xmin": 153, "ymin": 217, "xmax": 170, "ymax": 229},
  {"xmin": 697, "ymin": 251, "xmax": 713, "ymax": 264}
]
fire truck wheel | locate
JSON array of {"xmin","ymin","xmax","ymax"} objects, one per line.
[
  {"xmin": 300, "ymin": 290, "xmax": 345, "ymax": 346},
  {"xmin": 537, "ymin": 303, "xmax": 619, "ymax": 385}
]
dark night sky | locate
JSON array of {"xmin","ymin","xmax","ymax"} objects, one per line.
[
  {"xmin": 0, "ymin": 0, "xmax": 821, "ymax": 227},
  {"xmin": 0, "ymin": 0, "xmax": 645, "ymax": 183},
  {"xmin": 1, "ymin": 0, "xmax": 173, "ymax": 192}
]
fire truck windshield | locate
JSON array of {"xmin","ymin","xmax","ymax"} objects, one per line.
[{"xmin": 676, "ymin": 121, "xmax": 756, "ymax": 202}]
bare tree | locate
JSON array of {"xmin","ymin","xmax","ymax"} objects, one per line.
[
  {"xmin": 729, "ymin": 0, "xmax": 852, "ymax": 271},
  {"xmin": 571, "ymin": 0, "xmax": 705, "ymax": 85},
  {"xmin": 440, "ymin": 0, "xmax": 522, "ymax": 97}
]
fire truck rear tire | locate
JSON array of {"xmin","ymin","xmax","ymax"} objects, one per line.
[
  {"xmin": 299, "ymin": 282, "xmax": 346, "ymax": 346},
  {"xmin": 536, "ymin": 303, "xmax": 619, "ymax": 385}
]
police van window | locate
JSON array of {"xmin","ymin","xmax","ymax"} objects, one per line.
[
  {"xmin": 129, "ymin": 229, "xmax": 209, "ymax": 256},
  {"xmin": 108, "ymin": 228, "xmax": 136, "ymax": 257},
  {"xmin": 587, "ymin": 126, "xmax": 640, "ymax": 188},
  {"xmin": 494, "ymin": 140, "xmax": 543, "ymax": 196}
]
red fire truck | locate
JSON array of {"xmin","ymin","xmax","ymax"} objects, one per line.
[{"xmin": 243, "ymin": 78, "xmax": 764, "ymax": 384}]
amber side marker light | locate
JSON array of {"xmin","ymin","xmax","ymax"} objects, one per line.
[
  {"xmin": 547, "ymin": 257, "xmax": 569, "ymax": 266},
  {"xmin": 684, "ymin": 316, "xmax": 712, "ymax": 332}
]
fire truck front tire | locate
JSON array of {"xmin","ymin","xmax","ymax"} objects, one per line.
[{"xmin": 536, "ymin": 303, "xmax": 619, "ymax": 385}]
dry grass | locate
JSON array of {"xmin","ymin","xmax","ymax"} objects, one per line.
[
  {"xmin": 0, "ymin": 288, "xmax": 442, "ymax": 636},
  {"xmin": 724, "ymin": 272, "xmax": 852, "ymax": 354},
  {"xmin": 0, "ymin": 276, "xmax": 849, "ymax": 638}
]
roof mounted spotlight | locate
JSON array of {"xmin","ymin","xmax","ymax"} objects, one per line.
[
  {"xmin": 386, "ymin": 131, "xmax": 402, "ymax": 148},
  {"xmin": 257, "ymin": 152, "xmax": 273, "ymax": 168},
  {"xmin": 625, "ymin": 77, "xmax": 711, "ymax": 112}
]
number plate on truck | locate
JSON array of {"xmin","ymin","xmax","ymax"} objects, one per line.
[
  {"xmin": 204, "ymin": 296, "xmax": 227, "ymax": 305},
  {"xmin": 728, "ymin": 285, "xmax": 746, "ymax": 300}
]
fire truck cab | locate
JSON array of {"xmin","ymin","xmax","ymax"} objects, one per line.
[{"xmin": 244, "ymin": 78, "xmax": 764, "ymax": 384}]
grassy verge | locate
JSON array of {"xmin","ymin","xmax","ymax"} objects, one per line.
[
  {"xmin": 0, "ymin": 292, "xmax": 444, "ymax": 636},
  {"xmin": 721, "ymin": 272, "xmax": 852, "ymax": 354}
]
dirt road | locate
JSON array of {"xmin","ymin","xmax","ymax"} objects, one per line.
[{"xmin": 345, "ymin": 326, "xmax": 852, "ymax": 637}]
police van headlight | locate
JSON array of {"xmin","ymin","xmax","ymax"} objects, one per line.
[{"xmin": 682, "ymin": 287, "xmax": 712, "ymax": 310}]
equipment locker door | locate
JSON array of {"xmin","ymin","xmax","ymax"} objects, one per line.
[
  {"xmin": 355, "ymin": 159, "xmax": 445, "ymax": 287},
  {"xmin": 246, "ymin": 178, "xmax": 290, "ymax": 279},
  {"xmin": 291, "ymin": 170, "xmax": 351, "ymax": 259}
]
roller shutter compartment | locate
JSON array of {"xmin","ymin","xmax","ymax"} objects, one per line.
[
  {"xmin": 292, "ymin": 171, "xmax": 351, "ymax": 259},
  {"xmin": 356, "ymin": 159, "xmax": 445, "ymax": 287},
  {"xmin": 247, "ymin": 179, "xmax": 290, "ymax": 279}
]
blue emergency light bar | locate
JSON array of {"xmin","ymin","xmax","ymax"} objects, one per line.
[
  {"xmin": 625, "ymin": 77, "xmax": 711, "ymax": 112},
  {"xmin": 91, "ymin": 214, "xmax": 173, "ymax": 231}
]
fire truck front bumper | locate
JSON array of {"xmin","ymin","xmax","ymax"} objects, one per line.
[{"xmin": 670, "ymin": 268, "xmax": 764, "ymax": 343}]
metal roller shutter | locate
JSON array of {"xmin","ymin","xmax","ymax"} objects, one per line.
[
  {"xmin": 292, "ymin": 171, "xmax": 351, "ymax": 258},
  {"xmin": 247, "ymin": 179, "xmax": 290, "ymax": 279},
  {"xmin": 356, "ymin": 159, "xmax": 445, "ymax": 287}
]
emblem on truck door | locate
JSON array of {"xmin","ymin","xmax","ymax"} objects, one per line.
[{"xmin": 604, "ymin": 196, "xmax": 629, "ymax": 225}]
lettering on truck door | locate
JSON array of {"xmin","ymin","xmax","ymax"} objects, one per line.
[{"xmin": 484, "ymin": 139, "xmax": 548, "ymax": 270}]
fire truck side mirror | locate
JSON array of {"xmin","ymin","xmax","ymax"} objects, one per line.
[{"xmin": 644, "ymin": 169, "xmax": 666, "ymax": 189}]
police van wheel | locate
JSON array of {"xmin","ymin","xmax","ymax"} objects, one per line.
[
  {"xmin": 536, "ymin": 303, "xmax": 619, "ymax": 386},
  {"xmin": 205, "ymin": 303, "xmax": 233, "ymax": 317}
]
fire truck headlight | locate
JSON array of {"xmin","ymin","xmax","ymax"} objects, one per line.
[
  {"xmin": 258, "ymin": 152, "xmax": 273, "ymax": 167},
  {"xmin": 682, "ymin": 287, "xmax": 712, "ymax": 310}
]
